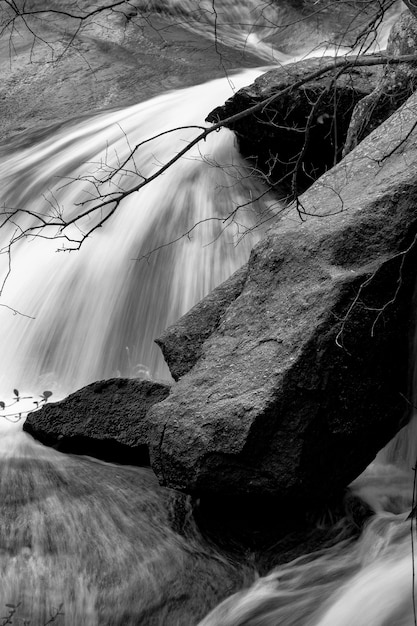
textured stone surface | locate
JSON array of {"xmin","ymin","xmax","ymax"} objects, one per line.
[
  {"xmin": 24, "ymin": 378, "xmax": 170, "ymax": 464},
  {"xmin": 206, "ymin": 56, "xmax": 381, "ymax": 194},
  {"xmin": 156, "ymin": 265, "xmax": 248, "ymax": 381},
  {"xmin": 403, "ymin": 0, "xmax": 417, "ymax": 20},
  {"xmin": 149, "ymin": 91, "xmax": 417, "ymax": 502},
  {"xmin": 344, "ymin": 8, "xmax": 417, "ymax": 155}
]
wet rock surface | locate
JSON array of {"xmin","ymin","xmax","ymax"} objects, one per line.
[
  {"xmin": 24, "ymin": 378, "xmax": 170, "ymax": 465},
  {"xmin": 149, "ymin": 91, "xmax": 417, "ymax": 502},
  {"xmin": 156, "ymin": 265, "xmax": 249, "ymax": 381},
  {"xmin": 0, "ymin": 0, "xmax": 265, "ymax": 146},
  {"xmin": 206, "ymin": 57, "xmax": 382, "ymax": 194},
  {"xmin": 344, "ymin": 8, "xmax": 417, "ymax": 155},
  {"xmin": 0, "ymin": 1, "xmax": 401, "ymax": 149},
  {"xmin": 10, "ymin": 0, "xmax": 413, "ymax": 521}
]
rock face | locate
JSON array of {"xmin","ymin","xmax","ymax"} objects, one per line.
[
  {"xmin": 206, "ymin": 57, "xmax": 381, "ymax": 195},
  {"xmin": 0, "ymin": 0, "xmax": 265, "ymax": 145},
  {"xmin": 24, "ymin": 378, "xmax": 170, "ymax": 465},
  {"xmin": 148, "ymin": 91, "xmax": 417, "ymax": 503},
  {"xmin": 403, "ymin": 0, "xmax": 417, "ymax": 19},
  {"xmin": 0, "ymin": 0, "xmax": 401, "ymax": 145},
  {"xmin": 344, "ymin": 8, "xmax": 417, "ymax": 155},
  {"xmin": 156, "ymin": 265, "xmax": 248, "ymax": 381}
]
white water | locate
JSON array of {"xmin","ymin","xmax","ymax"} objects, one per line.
[
  {"xmin": 0, "ymin": 68, "xmax": 274, "ymax": 399},
  {"xmin": 0, "ymin": 0, "xmax": 414, "ymax": 625},
  {"xmin": 0, "ymin": 428, "xmax": 255, "ymax": 625},
  {"xmin": 0, "ymin": 57, "xmax": 276, "ymax": 626}
]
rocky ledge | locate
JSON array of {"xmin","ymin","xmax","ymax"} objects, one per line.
[
  {"xmin": 24, "ymin": 378, "xmax": 170, "ymax": 465},
  {"xmin": 206, "ymin": 56, "xmax": 382, "ymax": 195}
]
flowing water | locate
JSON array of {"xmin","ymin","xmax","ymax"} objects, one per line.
[
  {"xmin": 0, "ymin": 30, "xmax": 275, "ymax": 626},
  {"xmin": 0, "ymin": 428, "xmax": 257, "ymax": 625},
  {"xmin": 0, "ymin": 1, "xmax": 414, "ymax": 625},
  {"xmin": 0, "ymin": 67, "xmax": 279, "ymax": 396}
]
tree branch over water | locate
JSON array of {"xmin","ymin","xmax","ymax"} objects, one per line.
[
  {"xmin": 1, "ymin": 51, "xmax": 416, "ymax": 254},
  {"xmin": 0, "ymin": 0, "xmax": 414, "ymax": 317}
]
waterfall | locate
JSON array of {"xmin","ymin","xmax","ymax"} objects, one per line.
[
  {"xmin": 0, "ymin": 68, "xmax": 273, "ymax": 401},
  {"xmin": 0, "ymin": 64, "xmax": 275, "ymax": 625},
  {"xmin": 0, "ymin": 0, "xmax": 412, "ymax": 624}
]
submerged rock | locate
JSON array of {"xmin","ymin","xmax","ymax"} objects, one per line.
[
  {"xmin": 149, "ymin": 91, "xmax": 417, "ymax": 502},
  {"xmin": 206, "ymin": 56, "xmax": 381, "ymax": 194},
  {"xmin": 24, "ymin": 378, "xmax": 170, "ymax": 465}
]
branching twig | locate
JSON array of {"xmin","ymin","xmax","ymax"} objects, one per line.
[
  {"xmin": 4, "ymin": 53, "xmax": 416, "ymax": 256},
  {"xmin": 336, "ymin": 231, "xmax": 417, "ymax": 349}
]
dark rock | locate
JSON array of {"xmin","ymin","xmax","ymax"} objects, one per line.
[
  {"xmin": 206, "ymin": 56, "xmax": 381, "ymax": 195},
  {"xmin": 192, "ymin": 488, "xmax": 372, "ymax": 571},
  {"xmin": 156, "ymin": 265, "xmax": 248, "ymax": 381},
  {"xmin": 24, "ymin": 378, "xmax": 170, "ymax": 465},
  {"xmin": 149, "ymin": 91, "xmax": 417, "ymax": 502},
  {"xmin": 344, "ymin": 8, "xmax": 417, "ymax": 155}
]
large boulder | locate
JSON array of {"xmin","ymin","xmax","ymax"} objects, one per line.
[
  {"xmin": 148, "ymin": 91, "xmax": 417, "ymax": 503},
  {"xmin": 206, "ymin": 56, "xmax": 382, "ymax": 195},
  {"xmin": 24, "ymin": 378, "xmax": 170, "ymax": 464}
]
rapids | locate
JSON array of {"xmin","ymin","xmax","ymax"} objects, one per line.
[
  {"xmin": 0, "ymin": 1, "xmax": 415, "ymax": 625},
  {"xmin": 0, "ymin": 429, "xmax": 255, "ymax": 625}
]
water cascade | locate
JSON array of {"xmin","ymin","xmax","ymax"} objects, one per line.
[
  {"xmin": 0, "ymin": 0, "xmax": 414, "ymax": 624},
  {"xmin": 0, "ymin": 49, "xmax": 277, "ymax": 625},
  {"xmin": 0, "ymin": 69, "xmax": 272, "ymax": 396},
  {"xmin": 199, "ymin": 459, "xmax": 417, "ymax": 625}
]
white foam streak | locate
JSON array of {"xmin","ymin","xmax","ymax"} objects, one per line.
[{"xmin": 315, "ymin": 555, "xmax": 413, "ymax": 626}]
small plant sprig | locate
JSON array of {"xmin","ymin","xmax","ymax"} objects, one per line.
[
  {"xmin": 1, "ymin": 601, "xmax": 64, "ymax": 625},
  {"xmin": 0, "ymin": 389, "xmax": 53, "ymax": 422}
]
